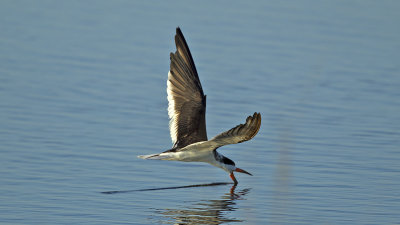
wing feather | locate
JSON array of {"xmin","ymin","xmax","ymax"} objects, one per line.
[
  {"xmin": 167, "ymin": 27, "xmax": 207, "ymax": 149},
  {"xmin": 210, "ymin": 112, "xmax": 261, "ymax": 148}
]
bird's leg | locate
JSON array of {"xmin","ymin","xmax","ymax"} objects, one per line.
[
  {"xmin": 230, "ymin": 172, "xmax": 238, "ymax": 185},
  {"xmin": 230, "ymin": 184, "xmax": 237, "ymax": 195}
]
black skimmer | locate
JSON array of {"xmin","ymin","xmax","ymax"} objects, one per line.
[{"xmin": 138, "ymin": 27, "xmax": 261, "ymax": 185}]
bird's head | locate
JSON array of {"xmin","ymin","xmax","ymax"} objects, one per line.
[{"xmin": 218, "ymin": 155, "xmax": 252, "ymax": 176}]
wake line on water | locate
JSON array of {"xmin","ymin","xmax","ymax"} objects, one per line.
[{"xmin": 101, "ymin": 182, "xmax": 233, "ymax": 194}]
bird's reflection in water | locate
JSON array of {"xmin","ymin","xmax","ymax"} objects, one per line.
[{"xmin": 153, "ymin": 185, "xmax": 250, "ymax": 225}]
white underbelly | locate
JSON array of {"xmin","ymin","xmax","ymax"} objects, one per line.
[
  {"xmin": 160, "ymin": 141, "xmax": 216, "ymax": 162},
  {"xmin": 160, "ymin": 150, "xmax": 213, "ymax": 162}
]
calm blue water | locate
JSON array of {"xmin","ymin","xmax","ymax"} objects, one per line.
[{"xmin": 1, "ymin": 1, "xmax": 400, "ymax": 224}]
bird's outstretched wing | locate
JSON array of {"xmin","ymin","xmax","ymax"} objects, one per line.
[
  {"xmin": 167, "ymin": 27, "xmax": 207, "ymax": 149},
  {"xmin": 210, "ymin": 112, "xmax": 261, "ymax": 148}
]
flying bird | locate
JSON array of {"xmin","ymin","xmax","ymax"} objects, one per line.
[{"xmin": 138, "ymin": 27, "xmax": 261, "ymax": 185}]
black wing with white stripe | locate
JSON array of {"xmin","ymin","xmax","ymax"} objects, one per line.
[{"xmin": 167, "ymin": 27, "xmax": 207, "ymax": 149}]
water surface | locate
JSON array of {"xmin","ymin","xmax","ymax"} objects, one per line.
[{"xmin": 1, "ymin": 1, "xmax": 400, "ymax": 224}]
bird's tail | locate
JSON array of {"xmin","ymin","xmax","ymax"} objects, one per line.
[{"xmin": 137, "ymin": 153, "xmax": 173, "ymax": 160}]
